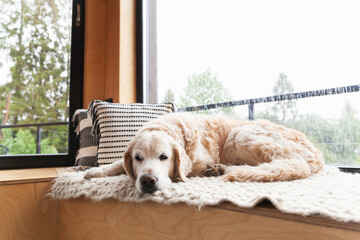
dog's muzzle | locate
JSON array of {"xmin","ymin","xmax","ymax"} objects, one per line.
[{"xmin": 140, "ymin": 174, "xmax": 158, "ymax": 193}]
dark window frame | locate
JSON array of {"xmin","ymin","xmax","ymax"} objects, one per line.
[{"xmin": 0, "ymin": 0, "xmax": 85, "ymax": 170}]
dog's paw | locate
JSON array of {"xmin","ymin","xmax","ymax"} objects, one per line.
[
  {"xmin": 68, "ymin": 166, "xmax": 92, "ymax": 172},
  {"xmin": 84, "ymin": 168, "xmax": 105, "ymax": 180},
  {"xmin": 202, "ymin": 164, "xmax": 227, "ymax": 177}
]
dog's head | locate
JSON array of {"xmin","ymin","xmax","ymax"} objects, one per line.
[{"xmin": 124, "ymin": 131, "xmax": 192, "ymax": 194}]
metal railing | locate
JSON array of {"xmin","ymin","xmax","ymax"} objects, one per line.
[
  {"xmin": 178, "ymin": 84, "xmax": 360, "ymax": 120},
  {"xmin": 0, "ymin": 85, "xmax": 359, "ymax": 155},
  {"xmin": 178, "ymin": 84, "xmax": 360, "ymax": 172},
  {"xmin": 0, "ymin": 122, "xmax": 68, "ymax": 154}
]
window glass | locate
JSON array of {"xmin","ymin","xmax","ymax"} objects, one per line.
[
  {"xmin": 154, "ymin": 0, "xmax": 360, "ymax": 166},
  {"xmin": 0, "ymin": 0, "xmax": 72, "ymax": 155}
]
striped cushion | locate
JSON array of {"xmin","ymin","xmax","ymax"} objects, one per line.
[
  {"xmin": 88, "ymin": 100, "xmax": 175, "ymax": 165},
  {"xmin": 72, "ymin": 109, "xmax": 98, "ymax": 166}
]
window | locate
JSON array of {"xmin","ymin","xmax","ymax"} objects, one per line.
[
  {"xmin": 0, "ymin": 0, "xmax": 84, "ymax": 169},
  {"xmin": 143, "ymin": 0, "xmax": 360, "ymax": 168}
]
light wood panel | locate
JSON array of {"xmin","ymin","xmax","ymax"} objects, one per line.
[
  {"xmin": 104, "ymin": 0, "xmax": 120, "ymax": 103},
  {"xmin": 83, "ymin": 0, "xmax": 137, "ymax": 107},
  {"xmin": 0, "ymin": 182, "xmax": 57, "ymax": 240},
  {"xmin": 119, "ymin": 0, "xmax": 137, "ymax": 103},
  {"xmin": 0, "ymin": 167, "xmax": 61, "ymax": 186},
  {"xmin": 83, "ymin": 0, "xmax": 107, "ymax": 107},
  {"xmin": 216, "ymin": 201, "xmax": 360, "ymax": 232},
  {"xmin": 58, "ymin": 199, "xmax": 360, "ymax": 240}
]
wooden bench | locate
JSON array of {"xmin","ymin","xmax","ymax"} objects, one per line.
[{"xmin": 0, "ymin": 168, "xmax": 359, "ymax": 240}]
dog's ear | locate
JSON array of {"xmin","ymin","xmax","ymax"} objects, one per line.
[
  {"xmin": 173, "ymin": 142, "xmax": 192, "ymax": 181},
  {"xmin": 124, "ymin": 144, "xmax": 136, "ymax": 180}
]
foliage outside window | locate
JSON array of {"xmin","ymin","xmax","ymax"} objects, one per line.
[
  {"xmin": 152, "ymin": 0, "xmax": 360, "ymax": 166},
  {"xmin": 0, "ymin": 0, "xmax": 72, "ymax": 155}
]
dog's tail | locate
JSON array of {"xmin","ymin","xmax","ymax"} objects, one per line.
[{"xmin": 223, "ymin": 156, "xmax": 324, "ymax": 182}]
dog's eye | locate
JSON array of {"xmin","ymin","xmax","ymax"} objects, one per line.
[
  {"xmin": 135, "ymin": 155, "xmax": 142, "ymax": 161},
  {"xmin": 159, "ymin": 154, "xmax": 168, "ymax": 161}
]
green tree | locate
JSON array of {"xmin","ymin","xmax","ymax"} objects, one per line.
[
  {"xmin": 335, "ymin": 102, "xmax": 360, "ymax": 164},
  {"xmin": 0, "ymin": 0, "xmax": 71, "ymax": 153},
  {"xmin": 271, "ymin": 73, "xmax": 297, "ymax": 122},
  {"xmin": 179, "ymin": 68, "xmax": 235, "ymax": 115},
  {"xmin": 2, "ymin": 127, "xmax": 58, "ymax": 154},
  {"xmin": 10, "ymin": 129, "xmax": 37, "ymax": 154},
  {"xmin": 0, "ymin": 0, "xmax": 71, "ymax": 124},
  {"xmin": 162, "ymin": 88, "xmax": 176, "ymax": 104},
  {"xmin": 281, "ymin": 102, "xmax": 360, "ymax": 165}
]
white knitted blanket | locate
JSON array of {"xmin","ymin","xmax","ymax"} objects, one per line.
[{"xmin": 49, "ymin": 166, "xmax": 360, "ymax": 223}]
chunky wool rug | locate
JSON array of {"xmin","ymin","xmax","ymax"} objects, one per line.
[{"xmin": 48, "ymin": 166, "xmax": 360, "ymax": 223}]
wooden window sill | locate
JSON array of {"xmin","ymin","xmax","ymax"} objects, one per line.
[{"xmin": 0, "ymin": 167, "xmax": 67, "ymax": 186}]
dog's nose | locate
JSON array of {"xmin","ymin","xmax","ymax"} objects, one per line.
[{"xmin": 140, "ymin": 175, "xmax": 158, "ymax": 193}]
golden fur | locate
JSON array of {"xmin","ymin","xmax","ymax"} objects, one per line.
[{"xmin": 85, "ymin": 113, "xmax": 324, "ymax": 194}]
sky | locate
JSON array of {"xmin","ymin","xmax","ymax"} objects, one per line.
[
  {"xmin": 1, "ymin": 0, "xmax": 359, "ymax": 119},
  {"xmin": 156, "ymin": 0, "xmax": 360, "ymax": 119}
]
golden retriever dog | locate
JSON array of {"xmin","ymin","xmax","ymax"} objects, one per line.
[{"xmin": 84, "ymin": 113, "xmax": 324, "ymax": 194}]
